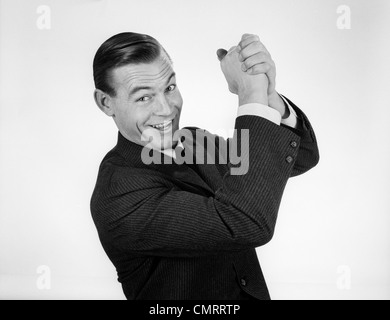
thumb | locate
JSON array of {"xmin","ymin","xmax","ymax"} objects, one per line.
[{"xmin": 217, "ymin": 49, "xmax": 228, "ymax": 62}]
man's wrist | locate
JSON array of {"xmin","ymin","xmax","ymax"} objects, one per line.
[
  {"xmin": 267, "ymin": 91, "xmax": 289, "ymax": 118},
  {"xmin": 238, "ymin": 89, "xmax": 268, "ymax": 106}
]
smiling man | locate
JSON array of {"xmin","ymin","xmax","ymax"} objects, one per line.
[
  {"xmin": 91, "ymin": 32, "xmax": 319, "ymax": 300},
  {"xmin": 93, "ymin": 37, "xmax": 182, "ymax": 152}
]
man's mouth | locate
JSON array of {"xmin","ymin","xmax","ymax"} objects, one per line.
[{"xmin": 150, "ymin": 119, "xmax": 174, "ymax": 131}]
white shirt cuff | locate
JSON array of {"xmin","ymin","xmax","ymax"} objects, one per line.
[{"xmin": 237, "ymin": 103, "xmax": 281, "ymax": 125}]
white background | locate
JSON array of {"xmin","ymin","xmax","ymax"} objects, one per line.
[{"xmin": 0, "ymin": 0, "xmax": 389, "ymax": 300}]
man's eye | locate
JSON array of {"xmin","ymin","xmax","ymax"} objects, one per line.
[
  {"xmin": 138, "ymin": 96, "xmax": 151, "ymax": 102},
  {"xmin": 167, "ymin": 84, "xmax": 176, "ymax": 92}
]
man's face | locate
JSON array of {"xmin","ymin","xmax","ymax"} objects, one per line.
[{"xmin": 109, "ymin": 53, "xmax": 183, "ymax": 151}]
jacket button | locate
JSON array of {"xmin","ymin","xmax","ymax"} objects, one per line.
[
  {"xmin": 290, "ymin": 141, "xmax": 298, "ymax": 148},
  {"xmin": 286, "ymin": 156, "xmax": 294, "ymax": 164},
  {"xmin": 240, "ymin": 278, "xmax": 247, "ymax": 287}
]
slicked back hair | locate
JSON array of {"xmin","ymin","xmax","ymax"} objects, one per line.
[{"xmin": 93, "ymin": 32, "xmax": 170, "ymax": 97}]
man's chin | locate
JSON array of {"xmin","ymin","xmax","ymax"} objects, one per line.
[{"xmin": 140, "ymin": 125, "xmax": 181, "ymax": 151}]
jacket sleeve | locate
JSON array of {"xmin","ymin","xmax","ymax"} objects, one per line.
[
  {"xmin": 91, "ymin": 116, "xmax": 302, "ymax": 258},
  {"xmin": 214, "ymin": 97, "xmax": 320, "ymax": 178},
  {"xmin": 280, "ymin": 96, "xmax": 320, "ymax": 177}
]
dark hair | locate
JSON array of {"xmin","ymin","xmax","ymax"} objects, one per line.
[{"xmin": 93, "ymin": 32, "xmax": 168, "ymax": 97}]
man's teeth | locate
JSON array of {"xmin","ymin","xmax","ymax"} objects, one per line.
[{"xmin": 152, "ymin": 121, "xmax": 172, "ymax": 129}]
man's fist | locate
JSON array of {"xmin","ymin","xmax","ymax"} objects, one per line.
[
  {"xmin": 218, "ymin": 34, "xmax": 288, "ymax": 116},
  {"xmin": 236, "ymin": 34, "xmax": 277, "ymax": 96},
  {"xmin": 217, "ymin": 46, "xmax": 269, "ymax": 105}
]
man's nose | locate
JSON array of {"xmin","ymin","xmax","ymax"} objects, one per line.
[{"xmin": 154, "ymin": 96, "xmax": 173, "ymax": 116}]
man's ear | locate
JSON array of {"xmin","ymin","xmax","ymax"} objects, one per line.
[{"xmin": 94, "ymin": 89, "xmax": 115, "ymax": 117}]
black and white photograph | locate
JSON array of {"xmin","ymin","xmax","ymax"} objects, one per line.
[{"xmin": 0, "ymin": 0, "xmax": 389, "ymax": 304}]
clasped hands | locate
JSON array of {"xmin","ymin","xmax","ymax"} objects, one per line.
[{"xmin": 217, "ymin": 34, "xmax": 287, "ymax": 118}]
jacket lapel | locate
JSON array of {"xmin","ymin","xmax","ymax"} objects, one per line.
[{"xmin": 115, "ymin": 132, "xmax": 215, "ymax": 197}]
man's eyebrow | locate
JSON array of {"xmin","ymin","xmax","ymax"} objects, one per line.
[
  {"xmin": 166, "ymin": 72, "xmax": 176, "ymax": 85},
  {"xmin": 129, "ymin": 72, "xmax": 176, "ymax": 97},
  {"xmin": 129, "ymin": 85, "xmax": 153, "ymax": 96}
]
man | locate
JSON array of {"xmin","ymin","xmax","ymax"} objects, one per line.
[{"xmin": 91, "ymin": 32, "xmax": 319, "ymax": 300}]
